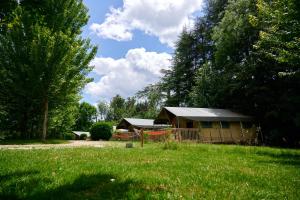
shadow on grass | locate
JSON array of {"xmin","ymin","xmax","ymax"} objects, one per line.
[
  {"xmin": 0, "ymin": 170, "xmax": 39, "ymax": 181},
  {"xmin": 0, "ymin": 171, "xmax": 165, "ymax": 200},
  {"xmin": 255, "ymin": 150, "xmax": 300, "ymax": 167},
  {"xmin": 32, "ymin": 174, "xmax": 149, "ymax": 200},
  {"xmin": 0, "ymin": 170, "xmax": 47, "ymax": 200},
  {"xmin": 0, "ymin": 139, "xmax": 69, "ymax": 145}
]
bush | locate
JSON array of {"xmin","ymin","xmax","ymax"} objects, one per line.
[
  {"xmin": 90, "ymin": 122, "xmax": 112, "ymax": 141},
  {"xmin": 79, "ymin": 134, "xmax": 87, "ymax": 140},
  {"xmin": 64, "ymin": 132, "xmax": 74, "ymax": 140}
]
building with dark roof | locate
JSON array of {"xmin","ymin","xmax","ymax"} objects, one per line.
[
  {"xmin": 116, "ymin": 118, "xmax": 170, "ymax": 131},
  {"xmin": 154, "ymin": 107, "xmax": 256, "ymax": 144}
]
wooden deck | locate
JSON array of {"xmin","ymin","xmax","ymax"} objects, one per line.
[
  {"xmin": 112, "ymin": 128, "xmax": 257, "ymax": 144},
  {"xmin": 172, "ymin": 128, "xmax": 257, "ymax": 144}
]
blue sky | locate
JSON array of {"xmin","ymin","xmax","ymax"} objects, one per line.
[{"xmin": 81, "ymin": 0, "xmax": 204, "ymax": 105}]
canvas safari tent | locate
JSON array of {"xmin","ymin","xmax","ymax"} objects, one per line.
[
  {"xmin": 72, "ymin": 131, "xmax": 90, "ymax": 140},
  {"xmin": 116, "ymin": 118, "xmax": 169, "ymax": 132},
  {"xmin": 154, "ymin": 107, "xmax": 257, "ymax": 144}
]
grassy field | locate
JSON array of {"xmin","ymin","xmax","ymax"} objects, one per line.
[
  {"xmin": 0, "ymin": 142, "xmax": 299, "ymax": 199},
  {"xmin": 0, "ymin": 139, "xmax": 69, "ymax": 145}
]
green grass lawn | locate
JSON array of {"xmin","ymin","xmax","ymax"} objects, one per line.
[
  {"xmin": 0, "ymin": 143, "xmax": 299, "ymax": 199},
  {"xmin": 0, "ymin": 139, "xmax": 69, "ymax": 145}
]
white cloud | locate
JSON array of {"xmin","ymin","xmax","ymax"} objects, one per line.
[
  {"xmin": 90, "ymin": 0, "xmax": 203, "ymax": 47},
  {"xmin": 84, "ymin": 48, "xmax": 171, "ymax": 101},
  {"xmin": 90, "ymin": 7, "xmax": 132, "ymax": 41}
]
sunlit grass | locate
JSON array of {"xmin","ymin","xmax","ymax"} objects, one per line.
[{"xmin": 0, "ymin": 143, "xmax": 299, "ymax": 199}]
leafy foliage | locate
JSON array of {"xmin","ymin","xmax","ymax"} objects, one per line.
[
  {"xmin": 90, "ymin": 122, "xmax": 112, "ymax": 141},
  {"xmin": 0, "ymin": 0, "xmax": 97, "ymax": 139},
  {"xmin": 103, "ymin": 89, "xmax": 163, "ymax": 123},
  {"xmin": 106, "ymin": 95, "xmax": 126, "ymax": 121},
  {"xmin": 97, "ymin": 101, "xmax": 109, "ymax": 121},
  {"xmin": 74, "ymin": 102, "xmax": 97, "ymax": 132},
  {"xmin": 147, "ymin": 0, "xmax": 300, "ymax": 147},
  {"xmin": 63, "ymin": 132, "xmax": 75, "ymax": 140}
]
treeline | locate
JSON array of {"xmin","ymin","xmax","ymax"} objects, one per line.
[
  {"xmin": 75, "ymin": 90, "xmax": 162, "ymax": 132},
  {"xmin": 153, "ymin": 0, "xmax": 299, "ymax": 147},
  {"xmin": 105, "ymin": 88, "xmax": 162, "ymax": 121},
  {"xmin": 0, "ymin": 0, "xmax": 97, "ymax": 139},
  {"xmin": 71, "ymin": 92, "xmax": 159, "ymax": 133}
]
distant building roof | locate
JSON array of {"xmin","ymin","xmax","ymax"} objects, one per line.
[
  {"xmin": 72, "ymin": 131, "xmax": 90, "ymax": 137},
  {"xmin": 117, "ymin": 118, "xmax": 170, "ymax": 129},
  {"xmin": 155, "ymin": 107, "xmax": 253, "ymax": 123},
  {"xmin": 124, "ymin": 118, "xmax": 154, "ymax": 127}
]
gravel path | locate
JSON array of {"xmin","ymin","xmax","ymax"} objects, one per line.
[{"xmin": 0, "ymin": 140, "xmax": 107, "ymax": 150}]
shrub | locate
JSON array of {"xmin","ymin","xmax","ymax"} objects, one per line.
[
  {"xmin": 64, "ymin": 132, "xmax": 74, "ymax": 140},
  {"xmin": 90, "ymin": 122, "xmax": 112, "ymax": 141},
  {"xmin": 79, "ymin": 134, "xmax": 87, "ymax": 140}
]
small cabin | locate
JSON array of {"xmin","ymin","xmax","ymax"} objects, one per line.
[
  {"xmin": 72, "ymin": 131, "xmax": 90, "ymax": 140},
  {"xmin": 116, "ymin": 118, "xmax": 169, "ymax": 132},
  {"xmin": 154, "ymin": 107, "xmax": 257, "ymax": 144}
]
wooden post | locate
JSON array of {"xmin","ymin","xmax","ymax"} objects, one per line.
[
  {"xmin": 177, "ymin": 117, "xmax": 181, "ymax": 142},
  {"xmin": 178, "ymin": 130, "xmax": 182, "ymax": 142},
  {"xmin": 140, "ymin": 128, "xmax": 144, "ymax": 148},
  {"xmin": 42, "ymin": 97, "xmax": 48, "ymax": 141},
  {"xmin": 229, "ymin": 129, "xmax": 234, "ymax": 143},
  {"xmin": 240, "ymin": 121, "xmax": 244, "ymax": 143},
  {"xmin": 258, "ymin": 122, "xmax": 264, "ymax": 143},
  {"xmin": 219, "ymin": 121, "xmax": 223, "ymax": 143},
  {"xmin": 198, "ymin": 122, "xmax": 202, "ymax": 142}
]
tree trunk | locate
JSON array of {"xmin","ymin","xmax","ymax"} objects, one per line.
[
  {"xmin": 20, "ymin": 112, "xmax": 28, "ymax": 139},
  {"xmin": 42, "ymin": 98, "xmax": 48, "ymax": 141}
]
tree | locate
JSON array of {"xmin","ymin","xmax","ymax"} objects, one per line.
[
  {"xmin": 74, "ymin": 102, "xmax": 97, "ymax": 131},
  {"xmin": 0, "ymin": 0, "xmax": 18, "ymax": 34},
  {"xmin": 248, "ymin": 0, "xmax": 300, "ymax": 145},
  {"xmin": 136, "ymin": 84, "xmax": 163, "ymax": 118},
  {"xmin": 124, "ymin": 97, "xmax": 137, "ymax": 117},
  {"xmin": 161, "ymin": 0, "xmax": 228, "ymax": 107},
  {"xmin": 162, "ymin": 28, "xmax": 196, "ymax": 106},
  {"xmin": 106, "ymin": 95, "xmax": 126, "ymax": 121},
  {"xmin": 190, "ymin": 63, "xmax": 220, "ymax": 107},
  {"xmin": 47, "ymin": 94, "xmax": 80, "ymax": 138},
  {"xmin": 97, "ymin": 101, "xmax": 108, "ymax": 121},
  {"xmin": 0, "ymin": 0, "xmax": 97, "ymax": 139},
  {"xmin": 253, "ymin": 0, "xmax": 300, "ymax": 66}
]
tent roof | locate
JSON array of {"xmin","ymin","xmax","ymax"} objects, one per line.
[
  {"xmin": 124, "ymin": 118, "xmax": 154, "ymax": 127},
  {"xmin": 117, "ymin": 118, "xmax": 170, "ymax": 129},
  {"xmin": 72, "ymin": 131, "xmax": 90, "ymax": 137},
  {"xmin": 155, "ymin": 107, "xmax": 253, "ymax": 122}
]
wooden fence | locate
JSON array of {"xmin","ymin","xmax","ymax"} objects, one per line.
[
  {"xmin": 172, "ymin": 128, "xmax": 200, "ymax": 141},
  {"xmin": 172, "ymin": 128, "xmax": 257, "ymax": 144},
  {"xmin": 113, "ymin": 128, "xmax": 257, "ymax": 144}
]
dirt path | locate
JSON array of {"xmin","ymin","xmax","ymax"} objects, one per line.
[{"xmin": 0, "ymin": 140, "xmax": 108, "ymax": 150}]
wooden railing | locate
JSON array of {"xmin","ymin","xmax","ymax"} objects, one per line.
[
  {"xmin": 172, "ymin": 128, "xmax": 200, "ymax": 141},
  {"xmin": 112, "ymin": 132, "xmax": 139, "ymax": 141},
  {"xmin": 172, "ymin": 128, "xmax": 257, "ymax": 144},
  {"xmin": 113, "ymin": 128, "xmax": 257, "ymax": 144}
]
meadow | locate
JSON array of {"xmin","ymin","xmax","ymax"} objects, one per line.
[{"xmin": 0, "ymin": 142, "xmax": 299, "ymax": 199}]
